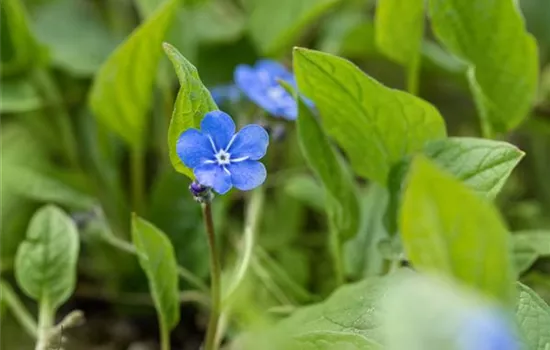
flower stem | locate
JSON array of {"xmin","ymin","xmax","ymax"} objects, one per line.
[
  {"xmin": 131, "ymin": 146, "xmax": 145, "ymax": 214},
  {"xmin": 35, "ymin": 297, "xmax": 54, "ymax": 350},
  {"xmin": 406, "ymin": 55, "xmax": 421, "ymax": 96},
  {"xmin": 202, "ymin": 202, "xmax": 221, "ymax": 350},
  {"xmin": 328, "ymin": 223, "xmax": 345, "ymax": 286},
  {"xmin": 160, "ymin": 321, "xmax": 170, "ymax": 350}
]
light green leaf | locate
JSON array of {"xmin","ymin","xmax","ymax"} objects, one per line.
[
  {"xmin": 516, "ymin": 282, "xmax": 550, "ymax": 350},
  {"xmin": 284, "ymin": 174, "xmax": 325, "ymax": 213},
  {"xmin": 424, "ymin": 137, "xmax": 525, "ymax": 199},
  {"xmin": 163, "ymin": 42, "xmax": 218, "ymax": 178},
  {"xmin": 400, "ymin": 156, "xmax": 515, "ymax": 304},
  {"xmin": 293, "ymin": 48, "xmax": 446, "ymax": 184},
  {"xmin": 246, "ymin": 0, "xmax": 340, "ymax": 55},
  {"xmin": 296, "ymin": 97, "xmax": 360, "ymax": 240},
  {"xmin": 30, "ymin": 0, "xmax": 118, "ymax": 77},
  {"xmin": 192, "ymin": 0, "xmax": 245, "ymax": 44},
  {"xmin": 0, "ymin": 78, "xmax": 42, "ymax": 113},
  {"xmin": 15, "ymin": 205, "xmax": 79, "ymax": 309},
  {"xmin": 375, "ymin": 0, "xmax": 424, "ymax": 66},
  {"xmin": 132, "ymin": 215, "xmax": 180, "ymax": 331},
  {"xmin": 512, "ymin": 231, "xmax": 550, "ymax": 275},
  {"xmin": 3, "ymin": 164, "xmax": 96, "ymax": 210},
  {"xmin": 89, "ymin": 0, "xmax": 178, "ymax": 147},
  {"xmin": 429, "ymin": 0, "xmax": 538, "ymax": 132},
  {"xmin": 1, "ymin": 0, "xmax": 45, "ymax": 77}
]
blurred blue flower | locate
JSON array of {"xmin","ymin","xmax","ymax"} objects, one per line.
[
  {"xmin": 457, "ymin": 310, "xmax": 519, "ymax": 350},
  {"xmin": 177, "ymin": 110, "xmax": 269, "ymax": 195},
  {"xmin": 234, "ymin": 60, "xmax": 298, "ymax": 120},
  {"xmin": 209, "ymin": 84, "xmax": 241, "ymax": 106}
]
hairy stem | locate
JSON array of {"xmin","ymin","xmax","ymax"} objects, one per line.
[{"xmin": 202, "ymin": 202, "xmax": 221, "ymax": 350}]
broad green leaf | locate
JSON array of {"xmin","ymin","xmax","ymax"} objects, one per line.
[
  {"xmin": 293, "ymin": 48, "xmax": 447, "ymax": 184},
  {"xmin": 246, "ymin": 0, "xmax": 340, "ymax": 55},
  {"xmin": 132, "ymin": 215, "xmax": 180, "ymax": 331},
  {"xmin": 192, "ymin": 0, "xmax": 245, "ymax": 44},
  {"xmin": 375, "ymin": 0, "xmax": 424, "ymax": 68},
  {"xmin": 89, "ymin": 0, "xmax": 178, "ymax": 147},
  {"xmin": 424, "ymin": 137, "xmax": 525, "ymax": 199},
  {"xmin": 429, "ymin": 0, "xmax": 538, "ymax": 132},
  {"xmin": 1, "ymin": 0, "xmax": 45, "ymax": 77},
  {"xmin": 284, "ymin": 174, "xmax": 325, "ymax": 213},
  {"xmin": 14, "ymin": 205, "xmax": 79, "ymax": 309},
  {"xmin": 516, "ymin": 282, "xmax": 550, "ymax": 349},
  {"xmin": 30, "ymin": 0, "xmax": 118, "ymax": 76},
  {"xmin": 0, "ymin": 77, "xmax": 42, "ymax": 113},
  {"xmin": 163, "ymin": 43, "xmax": 218, "ymax": 178},
  {"xmin": 400, "ymin": 156, "xmax": 515, "ymax": 304},
  {"xmin": 296, "ymin": 97, "xmax": 360, "ymax": 240},
  {"xmin": 241, "ymin": 271, "xmax": 413, "ymax": 350},
  {"xmin": 3, "ymin": 164, "xmax": 96, "ymax": 210},
  {"xmin": 512, "ymin": 231, "xmax": 550, "ymax": 275}
]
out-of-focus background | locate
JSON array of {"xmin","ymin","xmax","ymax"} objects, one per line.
[{"xmin": 2, "ymin": 0, "xmax": 550, "ymax": 349}]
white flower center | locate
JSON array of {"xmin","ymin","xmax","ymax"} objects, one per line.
[
  {"xmin": 215, "ymin": 149, "xmax": 231, "ymax": 165},
  {"xmin": 267, "ymin": 85, "xmax": 286, "ymax": 100}
]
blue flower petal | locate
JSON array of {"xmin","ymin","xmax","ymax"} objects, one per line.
[
  {"xmin": 457, "ymin": 310, "xmax": 519, "ymax": 350},
  {"xmin": 201, "ymin": 111, "xmax": 236, "ymax": 151},
  {"xmin": 228, "ymin": 125, "xmax": 269, "ymax": 160},
  {"xmin": 194, "ymin": 163, "xmax": 232, "ymax": 194},
  {"xmin": 255, "ymin": 60, "xmax": 293, "ymax": 81},
  {"xmin": 210, "ymin": 84, "xmax": 241, "ymax": 105},
  {"xmin": 176, "ymin": 129, "xmax": 215, "ymax": 168},
  {"xmin": 228, "ymin": 160, "xmax": 266, "ymax": 191}
]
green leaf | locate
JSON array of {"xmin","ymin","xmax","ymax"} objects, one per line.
[
  {"xmin": 89, "ymin": 0, "xmax": 178, "ymax": 147},
  {"xmin": 242, "ymin": 272, "xmax": 413, "ymax": 350},
  {"xmin": 424, "ymin": 137, "xmax": 525, "ymax": 199},
  {"xmin": 284, "ymin": 174, "xmax": 326, "ymax": 213},
  {"xmin": 163, "ymin": 42, "xmax": 218, "ymax": 178},
  {"xmin": 3, "ymin": 164, "xmax": 96, "ymax": 210},
  {"xmin": 14, "ymin": 205, "xmax": 79, "ymax": 309},
  {"xmin": 400, "ymin": 156, "xmax": 515, "ymax": 304},
  {"xmin": 293, "ymin": 48, "xmax": 446, "ymax": 185},
  {"xmin": 132, "ymin": 215, "xmax": 180, "ymax": 331},
  {"xmin": 1, "ymin": 0, "xmax": 45, "ymax": 77},
  {"xmin": 516, "ymin": 282, "xmax": 550, "ymax": 350},
  {"xmin": 429, "ymin": 0, "xmax": 538, "ymax": 132},
  {"xmin": 296, "ymin": 98, "xmax": 360, "ymax": 240},
  {"xmin": 30, "ymin": 0, "xmax": 119, "ymax": 77},
  {"xmin": 246, "ymin": 0, "xmax": 341, "ymax": 55},
  {"xmin": 512, "ymin": 231, "xmax": 550, "ymax": 275},
  {"xmin": 0, "ymin": 77, "xmax": 42, "ymax": 113},
  {"xmin": 375, "ymin": 0, "xmax": 424, "ymax": 66},
  {"xmin": 192, "ymin": 0, "xmax": 245, "ymax": 44}
]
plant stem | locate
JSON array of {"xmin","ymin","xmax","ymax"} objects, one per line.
[
  {"xmin": 131, "ymin": 146, "xmax": 145, "ymax": 214},
  {"xmin": 0, "ymin": 281, "xmax": 38, "ymax": 338},
  {"xmin": 328, "ymin": 222, "xmax": 345, "ymax": 286},
  {"xmin": 35, "ymin": 298, "xmax": 54, "ymax": 350},
  {"xmin": 406, "ymin": 55, "xmax": 420, "ymax": 96},
  {"xmin": 202, "ymin": 202, "xmax": 221, "ymax": 350},
  {"xmin": 160, "ymin": 321, "xmax": 170, "ymax": 350}
]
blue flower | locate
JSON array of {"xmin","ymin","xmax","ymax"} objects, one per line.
[
  {"xmin": 177, "ymin": 110, "xmax": 269, "ymax": 195},
  {"xmin": 234, "ymin": 60, "xmax": 298, "ymax": 120},
  {"xmin": 209, "ymin": 84, "xmax": 241, "ymax": 106},
  {"xmin": 457, "ymin": 310, "xmax": 519, "ymax": 350}
]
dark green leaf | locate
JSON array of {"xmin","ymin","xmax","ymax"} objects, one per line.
[
  {"xmin": 296, "ymin": 98, "xmax": 360, "ymax": 240},
  {"xmin": 512, "ymin": 231, "xmax": 550, "ymax": 275},
  {"xmin": 89, "ymin": 0, "xmax": 178, "ymax": 147},
  {"xmin": 516, "ymin": 282, "xmax": 550, "ymax": 349},
  {"xmin": 0, "ymin": 77, "xmax": 42, "ymax": 113},
  {"xmin": 246, "ymin": 0, "xmax": 341, "ymax": 55},
  {"xmin": 293, "ymin": 48, "xmax": 446, "ymax": 185},
  {"xmin": 15, "ymin": 205, "xmax": 79, "ymax": 308},
  {"xmin": 132, "ymin": 215, "xmax": 180, "ymax": 330},
  {"xmin": 400, "ymin": 156, "xmax": 515, "ymax": 304},
  {"xmin": 424, "ymin": 137, "xmax": 525, "ymax": 199},
  {"xmin": 429, "ymin": 0, "xmax": 538, "ymax": 132},
  {"xmin": 163, "ymin": 42, "xmax": 218, "ymax": 178}
]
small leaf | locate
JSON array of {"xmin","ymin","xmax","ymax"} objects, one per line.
[
  {"xmin": 89, "ymin": 0, "xmax": 178, "ymax": 147},
  {"xmin": 163, "ymin": 42, "xmax": 218, "ymax": 178},
  {"xmin": 296, "ymin": 97, "xmax": 360, "ymax": 240},
  {"xmin": 293, "ymin": 48, "xmax": 446, "ymax": 185},
  {"xmin": 400, "ymin": 156, "xmax": 515, "ymax": 304},
  {"xmin": 132, "ymin": 215, "xmax": 180, "ymax": 331},
  {"xmin": 429, "ymin": 0, "xmax": 538, "ymax": 132},
  {"xmin": 3, "ymin": 164, "xmax": 96, "ymax": 210},
  {"xmin": 516, "ymin": 282, "xmax": 550, "ymax": 350},
  {"xmin": 512, "ymin": 231, "xmax": 550, "ymax": 275},
  {"xmin": 246, "ymin": 0, "xmax": 340, "ymax": 55},
  {"xmin": 15, "ymin": 205, "xmax": 79, "ymax": 309},
  {"xmin": 375, "ymin": 0, "xmax": 424, "ymax": 66},
  {"xmin": 424, "ymin": 137, "xmax": 525, "ymax": 199}
]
